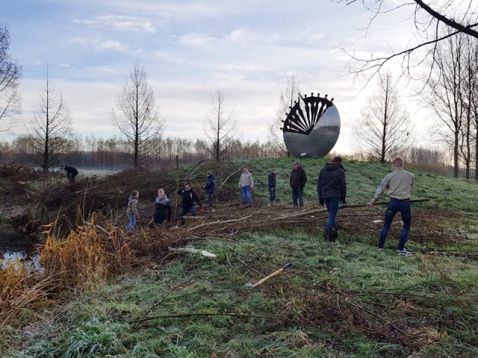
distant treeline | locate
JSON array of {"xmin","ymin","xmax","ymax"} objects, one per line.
[
  {"xmin": 0, "ymin": 134, "xmax": 461, "ymax": 177},
  {"xmin": 0, "ymin": 134, "xmax": 287, "ymax": 169}
]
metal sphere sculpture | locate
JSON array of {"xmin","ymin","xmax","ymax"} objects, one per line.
[{"xmin": 282, "ymin": 93, "xmax": 340, "ymax": 158}]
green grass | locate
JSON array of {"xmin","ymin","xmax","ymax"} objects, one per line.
[
  {"xmin": 2, "ymin": 158, "xmax": 478, "ymax": 357},
  {"xmin": 230, "ymin": 157, "xmax": 478, "ymax": 212},
  {"xmin": 4, "ymin": 229, "xmax": 478, "ymax": 357}
]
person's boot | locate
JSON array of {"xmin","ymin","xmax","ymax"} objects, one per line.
[
  {"xmin": 324, "ymin": 227, "xmax": 332, "ymax": 242},
  {"xmin": 330, "ymin": 224, "xmax": 338, "ymax": 242}
]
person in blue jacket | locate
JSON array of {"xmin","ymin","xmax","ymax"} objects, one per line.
[{"xmin": 203, "ymin": 171, "xmax": 216, "ymax": 207}]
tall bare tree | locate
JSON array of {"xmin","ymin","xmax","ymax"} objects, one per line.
[
  {"xmin": 354, "ymin": 72, "xmax": 414, "ymax": 163},
  {"xmin": 334, "ymin": 1, "xmax": 478, "ymax": 82},
  {"xmin": 25, "ymin": 68, "xmax": 71, "ymax": 171},
  {"xmin": 204, "ymin": 90, "xmax": 238, "ymax": 162},
  {"xmin": 111, "ymin": 62, "xmax": 164, "ymax": 167},
  {"xmin": 268, "ymin": 75, "xmax": 300, "ymax": 156},
  {"xmin": 0, "ymin": 24, "xmax": 22, "ymax": 131},
  {"xmin": 419, "ymin": 32, "xmax": 477, "ymax": 178}
]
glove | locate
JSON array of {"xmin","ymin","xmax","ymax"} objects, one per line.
[
  {"xmin": 199, "ymin": 208, "xmax": 205, "ymax": 214},
  {"xmin": 136, "ymin": 215, "xmax": 141, "ymax": 220},
  {"xmin": 319, "ymin": 200, "xmax": 324, "ymax": 206},
  {"xmin": 340, "ymin": 200, "xmax": 347, "ymax": 205},
  {"xmin": 250, "ymin": 187, "xmax": 254, "ymax": 192}
]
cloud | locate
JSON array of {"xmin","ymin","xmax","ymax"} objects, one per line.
[
  {"xmin": 177, "ymin": 33, "xmax": 216, "ymax": 47},
  {"xmin": 69, "ymin": 37, "xmax": 128, "ymax": 53},
  {"xmin": 73, "ymin": 15, "xmax": 156, "ymax": 33}
]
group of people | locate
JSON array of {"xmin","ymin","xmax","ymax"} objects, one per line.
[
  {"xmin": 125, "ymin": 157, "xmax": 416, "ymax": 257},
  {"xmin": 240, "ymin": 157, "xmax": 415, "ymax": 256},
  {"xmin": 126, "ymin": 173, "xmax": 215, "ymax": 231},
  {"xmin": 238, "ymin": 161, "xmax": 307, "ymax": 207},
  {"xmin": 318, "ymin": 156, "xmax": 415, "ymax": 257}
]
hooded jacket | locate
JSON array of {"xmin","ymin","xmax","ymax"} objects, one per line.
[
  {"xmin": 126, "ymin": 195, "xmax": 139, "ymax": 216},
  {"xmin": 154, "ymin": 195, "xmax": 172, "ymax": 223},
  {"xmin": 204, "ymin": 174, "xmax": 216, "ymax": 194},
  {"xmin": 317, "ymin": 161, "xmax": 347, "ymax": 203}
]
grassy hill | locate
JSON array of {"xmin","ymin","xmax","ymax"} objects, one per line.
[{"xmin": 1, "ymin": 157, "xmax": 478, "ymax": 358}]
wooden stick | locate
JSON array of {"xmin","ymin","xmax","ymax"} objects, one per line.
[{"xmin": 187, "ymin": 215, "xmax": 252, "ymax": 232}]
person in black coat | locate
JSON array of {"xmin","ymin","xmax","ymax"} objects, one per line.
[
  {"xmin": 61, "ymin": 165, "xmax": 79, "ymax": 183},
  {"xmin": 178, "ymin": 182, "xmax": 204, "ymax": 217},
  {"xmin": 289, "ymin": 161, "xmax": 307, "ymax": 207},
  {"xmin": 318, "ymin": 156, "xmax": 347, "ymax": 242},
  {"xmin": 154, "ymin": 188, "xmax": 172, "ymax": 224},
  {"xmin": 268, "ymin": 168, "xmax": 277, "ymax": 206}
]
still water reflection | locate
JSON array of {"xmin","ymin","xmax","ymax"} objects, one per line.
[{"xmin": 0, "ymin": 249, "xmax": 43, "ymax": 273}]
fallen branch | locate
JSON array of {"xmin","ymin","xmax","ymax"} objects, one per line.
[
  {"xmin": 167, "ymin": 247, "xmax": 217, "ymax": 258},
  {"xmin": 187, "ymin": 215, "xmax": 252, "ymax": 232}
]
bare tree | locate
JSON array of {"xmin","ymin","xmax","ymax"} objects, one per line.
[
  {"xmin": 111, "ymin": 62, "xmax": 164, "ymax": 167},
  {"xmin": 419, "ymin": 32, "xmax": 477, "ymax": 178},
  {"xmin": 334, "ymin": 1, "xmax": 478, "ymax": 82},
  {"xmin": 204, "ymin": 90, "xmax": 238, "ymax": 162},
  {"xmin": 354, "ymin": 72, "xmax": 414, "ymax": 163},
  {"xmin": 268, "ymin": 75, "xmax": 300, "ymax": 156},
  {"xmin": 25, "ymin": 68, "xmax": 71, "ymax": 171},
  {"xmin": 459, "ymin": 34, "xmax": 478, "ymax": 179},
  {"xmin": 0, "ymin": 24, "xmax": 22, "ymax": 131}
]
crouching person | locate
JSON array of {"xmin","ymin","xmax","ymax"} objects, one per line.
[
  {"xmin": 154, "ymin": 188, "xmax": 172, "ymax": 225},
  {"xmin": 178, "ymin": 182, "xmax": 204, "ymax": 218}
]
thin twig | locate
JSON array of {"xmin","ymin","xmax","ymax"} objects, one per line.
[{"xmin": 129, "ymin": 312, "xmax": 288, "ymax": 324}]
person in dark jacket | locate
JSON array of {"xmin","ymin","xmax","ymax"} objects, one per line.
[
  {"xmin": 61, "ymin": 165, "xmax": 79, "ymax": 183},
  {"xmin": 154, "ymin": 188, "xmax": 172, "ymax": 224},
  {"xmin": 203, "ymin": 171, "xmax": 216, "ymax": 206},
  {"xmin": 178, "ymin": 182, "xmax": 204, "ymax": 217},
  {"xmin": 318, "ymin": 156, "xmax": 347, "ymax": 242},
  {"xmin": 289, "ymin": 161, "xmax": 307, "ymax": 208},
  {"xmin": 268, "ymin": 168, "xmax": 277, "ymax": 206}
]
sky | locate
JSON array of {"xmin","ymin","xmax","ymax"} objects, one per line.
[{"xmin": 2, "ymin": 0, "xmax": 428, "ymax": 154}]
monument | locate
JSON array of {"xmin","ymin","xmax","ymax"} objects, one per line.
[{"xmin": 282, "ymin": 93, "xmax": 340, "ymax": 158}]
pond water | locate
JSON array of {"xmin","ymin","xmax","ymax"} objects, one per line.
[
  {"xmin": 0, "ymin": 228, "xmax": 43, "ymax": 273},
  {"xmin": 0, "ymin": 248, "xmax": 43, "ymax": 273}
]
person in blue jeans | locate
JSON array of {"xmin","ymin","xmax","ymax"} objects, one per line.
[
  {"xmin": 238, "ymin": 166, "xmax": 254, "ymax": 206},
  {"xmin": 318, "ymin": 157, "xmax": 347, "ymax": 242},
  {"xmin": 126, "ymin": 190, "xmax": 140, "ymax": 231},
  {"xmin": 368, "ymin": 157, "xmax": 415, "ymax": 256}
]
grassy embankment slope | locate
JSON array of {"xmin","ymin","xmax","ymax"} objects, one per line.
[{"xmin": 2, "ymin": 157, "xmax": 478, "ymax": 358}]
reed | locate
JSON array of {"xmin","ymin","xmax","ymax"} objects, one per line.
[
  {"xmin": 0, "ymin": 219, "xmax": 133, "ymax": 329},
  {"xmin": 39, "ymin": 219, "xmax": 133, "ymax": 291}
]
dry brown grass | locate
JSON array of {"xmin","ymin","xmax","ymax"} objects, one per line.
[
  {"xmin": 0, "ymin": 218, "xmax": 134, "ymax": 327},
  {"xmin": 0, "ymin": 263, "xmax": 53, "ymax": 327},
  {"xmin": 39, "ymin": 219, "xmax": 133, "ymax": 291}
]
